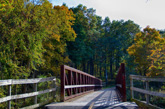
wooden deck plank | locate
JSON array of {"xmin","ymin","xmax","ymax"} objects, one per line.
[{"xmin": 45, "ymin": 87, "xmax": 138, "ymax": 109}]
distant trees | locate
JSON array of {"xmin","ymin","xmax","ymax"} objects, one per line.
[{"xmin": 67, "ymin": 4, "xmax": 140, "ymax": 83}]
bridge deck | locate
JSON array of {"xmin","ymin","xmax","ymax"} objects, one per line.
[{"xmin": 45, "ymin": 87, "xmax": 138, "ymax": 109}]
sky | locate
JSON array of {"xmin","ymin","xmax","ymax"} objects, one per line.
[{"xmin": 51, "ymin": 0, "xmax": 165, "ymax": 30}]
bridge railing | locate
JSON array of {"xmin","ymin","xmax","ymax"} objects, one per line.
[
  {"xmin": 60, "ymin": 65, "xmax": 102, "ymax": 102},
  {"xmin": 115, "ymin": 63, "xmax": 126, "ymax": 102},
  {"xmin": 0, "ymin": 77, "xmax": 56, "ymax": 109},
  {"xmin": 130, "ymin": 75, "xmax": 165, "ymax": 108}
]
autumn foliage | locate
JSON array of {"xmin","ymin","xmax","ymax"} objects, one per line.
[{"xmin": 127, "ymin": 26, "xmax": 165, "ymax": 77}]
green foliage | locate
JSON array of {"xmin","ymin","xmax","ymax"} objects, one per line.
[
  {"xmin": 67, "ymin": 4, "xmax": 98, "ymax": 68},
  {"xmin": 67, "ymin": 4, "xmax": 140, "ymax": 84},
  {"xmin": 0, "ymin": 87, "xmax": 6, "ymax": 108},
  {"xmin": 0, "ymin": 0, "xmax": 76, "ymax": 79}
]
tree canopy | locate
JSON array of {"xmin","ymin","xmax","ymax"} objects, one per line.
[
  {"xmin": 0, "ymin": 0, "xmax": 164, "ymax": 80},
  {"xmin": 127, "ymin": 26, "xmax": 165, "ymax": 77}
]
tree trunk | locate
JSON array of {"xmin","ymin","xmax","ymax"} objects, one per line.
[
  {"xmin": 90, "ymin": 58, "xmax": 94, "ymax": 75},
  {"xmin": 105, "ymin": 57, "xmax": 108, "ymax": 86},
  {"xmin": 83, "ymin": 62, "xmax": 86, "ymax": 72},
  {"xmin": 110, "ymin": 53, "xmax": 113, "ymax": 80},
  {"xmin": 97, "ymin": 64, "xmax": 99, "ymax": 77},
  {"xmin": 99, "ymin": 65, "xmax": 102, "ymax": 79},
  {"xmin": 75, "ymin": 64, "xmax": 77, "ymax": 69},
  {"xmin": 87, "ymin": 61, "xmax": 90, "ymax": 73},
  {"xmin": 116, "ymin": 56, "xmax": 119, "ymax": 71},
  {"xmin": 105, "ymin": 66, "xmax": 108, "ymax": 86}
]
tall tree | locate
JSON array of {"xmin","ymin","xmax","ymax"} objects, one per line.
[
  {"xmin": 67, "ymin": 4, "xmax": 99, "ymax": 75},
  {"xmin": 127, "ymin": 26, "xmax": 165, "ymax": 76}
]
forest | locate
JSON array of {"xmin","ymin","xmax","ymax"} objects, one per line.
[
  {"xmin": 0, "ymin": 0, "xmax": 164, "ymax": 80},
  {"xmin": 0, "ymin": 0, "xmax": 165, "ymax": 108}
]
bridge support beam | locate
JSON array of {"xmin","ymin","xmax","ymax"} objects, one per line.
[
  {"xmin": 115, "ymin": 63, "xmax": 126, "ymax": 102},
  {"xmin": 60, "ymin": 65, "xmax": 65, "ymax": 102}
]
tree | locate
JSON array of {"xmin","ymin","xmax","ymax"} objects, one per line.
[
  {"xmin": 127, "ymin": 26, "xmax": 165, "ymax": 76},
  {"xmin": 0, "ymin": 0, "xmax": 77, "ymax": 79},
  {"xmin": 41, "ymin": 4, "xmax": 76, "ymax": 77},
  {"xmin": 0, "ymin": 0, "xmax": 46, "ymax": 79},
  {"xmin": 67, "ymin": 4, "xmax": 99, "ymax": 75}
]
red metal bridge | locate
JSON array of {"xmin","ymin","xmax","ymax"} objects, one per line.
[{"xmin": 45, "ymin": 63, "xmax": 138, "ymax": 109}]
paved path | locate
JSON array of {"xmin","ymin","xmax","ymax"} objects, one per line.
[{"xmin": 45, "ymin": 87, "xmax": 138, "ymax": 109}]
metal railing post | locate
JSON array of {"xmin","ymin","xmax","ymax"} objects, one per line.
[
  {"xmin": 116, "ymin": 63, "xmax": 126, "ymax": 101},
  {"xmin": 73, "ymin": 72, "xmax": 77, "ymax": 94},
  {"xmin": 60, "ymin": 65, "xmax": 65, "ymax": 102},
  {"xmin": 68, "ymin": 70, "xmax": 72, "ymax": 96}
]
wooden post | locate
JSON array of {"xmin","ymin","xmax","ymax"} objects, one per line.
[
  {"xmin": 52, "ymin": 78, "xmax": 56, "ymax": 98},
  {"xmin": 34, "ymin": 83, "xmax": 37, "ymax": 104},
  {"xmin": 130, "ymin": 78, "xmax": 134, "ymax": 99},
  {"xmin": 146, "ymin": 81, "xmax": 149, "ymax": 104},
  {"xmin": 83, "ymin": 75, "xmax": 85, "ymax": 92},
  {"xmin": 60, "ymin": 65, "xmax": 65, "ymax": 102},
  {"xmin": 8, "ymin": 84, "xmax": 11, "ymax": 109}
]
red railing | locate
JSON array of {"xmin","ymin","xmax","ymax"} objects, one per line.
[
  {"xmin": 60, "ymin": 65, "xmax": 102, "ymax": 102},
  {"xmin": 115, "ymin": 63, "xmax": 126, "ymax": 102}
]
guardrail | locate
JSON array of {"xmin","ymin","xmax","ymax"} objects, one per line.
[
  {"xmin": 0, "ymin": 77, "xmax": 56, "ymax": 109},
  {"xmin": 115, "ymin": 63, "xmax": 126, "ymax": 102},
  {"xmin": 60, "ymin": 65, "xmax": 102, "ymax": 101},
  {"xmin": 130, "ymin": 75, "xmax": 165, "ymax": 108}
]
